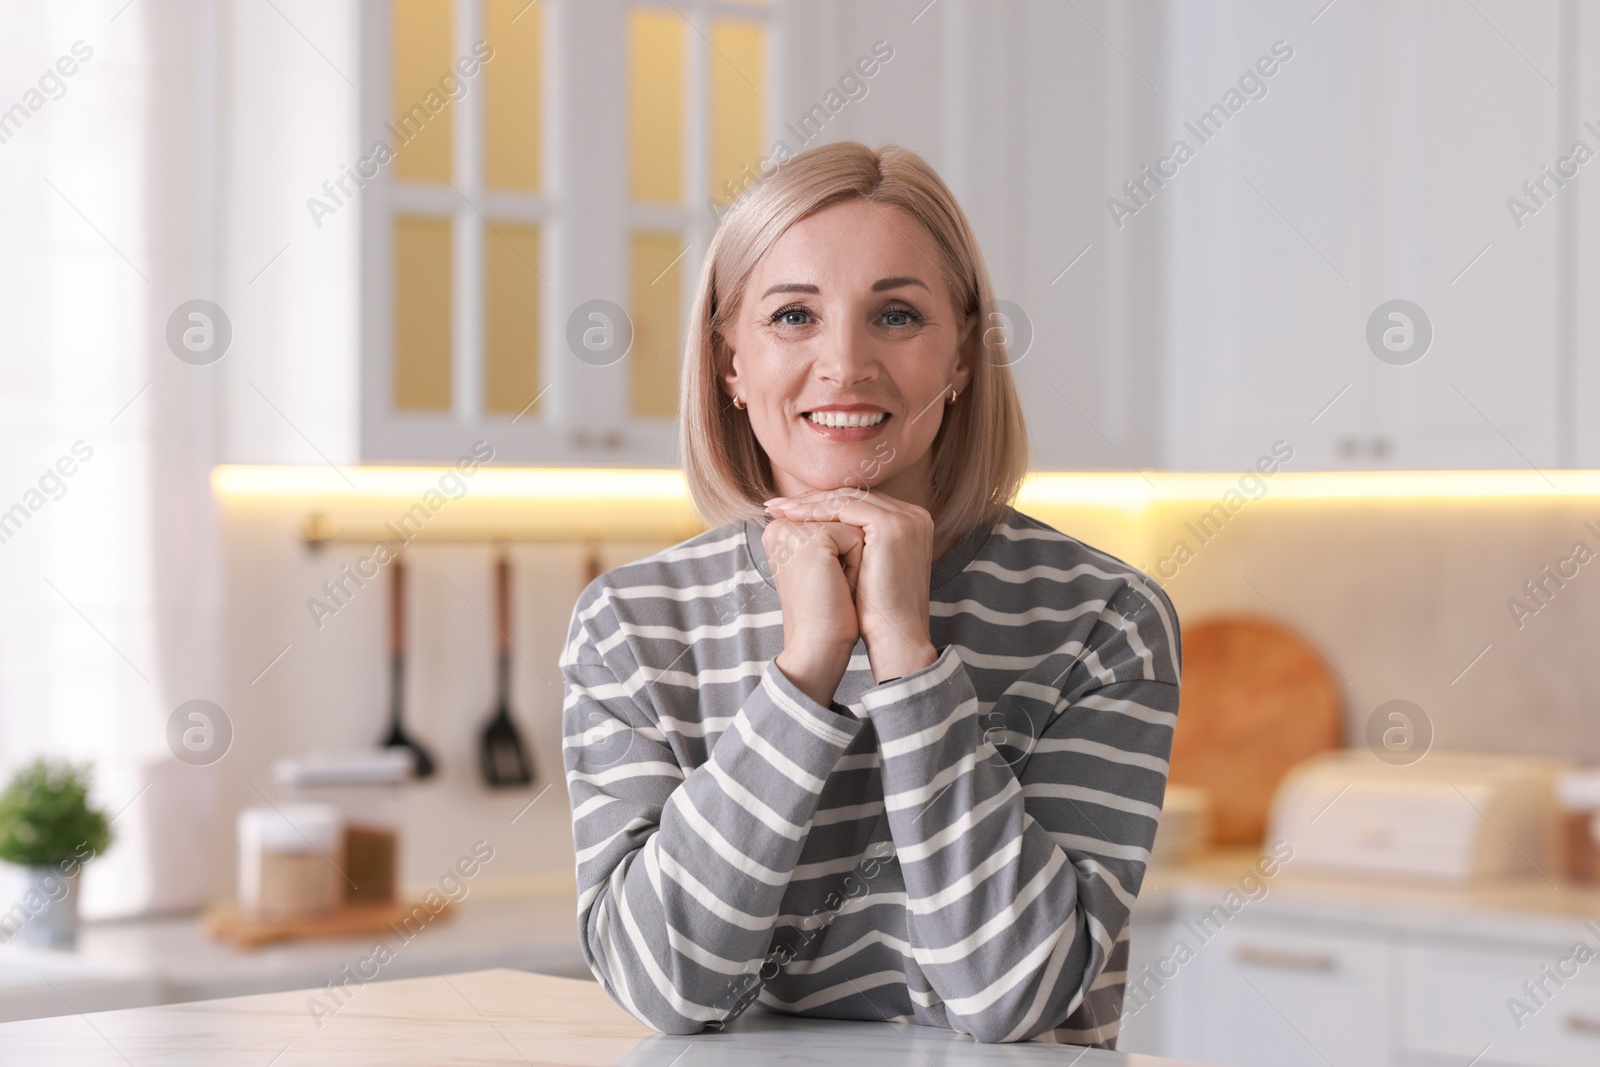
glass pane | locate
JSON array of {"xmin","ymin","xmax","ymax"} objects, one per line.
[
  {"xmin": 710, "ymin": 19, "xmax": 764, "ymax": 207},
  {"xmin": 629, "ymin": 230, "xmax": 685, "ymax": 418},
  {"xmin": 392, "ymin": 0, "xmax": 454, "ymax": 183},
  {"xmin": 484, "ymin": 222, "xmax": 542, "ymax": 415},
  {"xmin": 393, "ymin": 216, "xmax": 453, "ymax": 412},
  {"xmin": 485, "ymin": 0, "xmax": 541, "ymax": 191},
  {"xmin": 628, "ymin": 8, "xmax": 684, "ymax": 204}
]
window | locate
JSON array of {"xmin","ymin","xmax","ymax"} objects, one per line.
[{"xmin": 361, "ymin": 0, "xmax": 772, "ymax": 463}]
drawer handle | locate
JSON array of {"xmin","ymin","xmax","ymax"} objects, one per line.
[
  {"xmin": 1232, "ymin": 945, "xmax": 1338, "ymax": 972},
  {"xmin": 1566, "ymin": 1014, "xmax": 1600, "ymax": 1038}
]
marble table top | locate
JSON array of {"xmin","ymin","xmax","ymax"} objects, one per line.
[{"xmin": 0, "ymin": 968, "xmax": 1221, "ymax": 1066}]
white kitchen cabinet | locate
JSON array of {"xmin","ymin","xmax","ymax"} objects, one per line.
[
  {"xmin": 1174, "ymin": 918, "xmax": 1396, "ymax": 1067},
  {"xmin": 1403, "ymin": 941, "xmax": 1600, "ymax": 1067},
  {"xmin": 352, "ymin": 0, "xmax": 1127, "ymax": 471},
  {"xmin": 357, "ymin": 0, "xmax": 781, "ymax": 468},
  {"xmin": 1120, "ymin": 879, "xmax": 1600, "ymax": 1067},
  {"xmin": 341, "ymin": 0, "xmax": 1592, "ymax": 472},
  {"xmin": 1159, "ymin": 0, "xmax": 1565, "ymax": 472}
]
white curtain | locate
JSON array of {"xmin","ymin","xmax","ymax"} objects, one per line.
[{"xmin": 0, "ymin": 0, "xmax": 223, "ymax": 917}]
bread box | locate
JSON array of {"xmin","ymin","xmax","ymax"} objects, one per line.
[{"xmin": 1267, "ymin": 750, "xmax": 1571, "ymax": 884}]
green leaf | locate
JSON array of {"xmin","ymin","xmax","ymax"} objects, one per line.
[{"xmin": 0, "ymin": 759, "xmax": 113, "ymax": 868}]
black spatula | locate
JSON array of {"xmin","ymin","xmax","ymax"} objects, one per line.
[
  {"xmin": 382, "ymin": 557, "xmax": 436, "ymax": 778},
  {"xmin": 480, "ymin": 554, "xmax": 535, "ymax": 788}
]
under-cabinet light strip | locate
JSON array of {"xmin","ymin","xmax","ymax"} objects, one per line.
[{"xmin": 213, "ymin": 466, "xmax": 1600, "ymax": 507}]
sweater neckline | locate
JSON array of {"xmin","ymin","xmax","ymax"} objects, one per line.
[{"xmin": 741, "ymin": 506, "xmax": 1007, "ymax": 593}]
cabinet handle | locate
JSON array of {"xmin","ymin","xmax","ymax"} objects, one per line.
[
  {"xmin": 1232, "ymin": 945, "xmax": 1338, "ymax": 972},
  {"xmin": 573, "ymin": 430, "xmax": 624, "ymax": 450},
  {"xmin": 1566, "ymin": 1014, "xmax": 1600, "ymax": 1038}
]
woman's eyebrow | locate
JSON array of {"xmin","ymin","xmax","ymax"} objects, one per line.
[
  {"xmin": 871, "ymin": 275, "xmax": 930, "ymax": 293},
  {"xmin": 760, "ymin": 282, "xmax": 820, "ymax": 298},
  {"xmin": 759, "ymin": 277, "xmax": 931, "ymax": 299}
]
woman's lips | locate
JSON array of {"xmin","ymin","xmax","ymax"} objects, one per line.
[{"xmin": 800, "ymin": 412, "xmax": 891, "ymax": 442}]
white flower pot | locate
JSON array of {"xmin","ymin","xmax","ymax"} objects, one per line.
[{"xmin": 5, "ymin": 866, "xmax": 81, "ymax": 949}]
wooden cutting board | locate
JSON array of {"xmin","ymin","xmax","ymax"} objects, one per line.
[
  {"xmin": 203, "ymin": 898, "xmax": 454, "ymax": 948},
  {"xmin": 1170, "ymin": 616, "xmax": 1343, "ymax": 845}
]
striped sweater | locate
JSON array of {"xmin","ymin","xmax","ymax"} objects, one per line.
[{"xmin": 560, "ymin": 505, "xmax": 1181, "ymax": 1047}]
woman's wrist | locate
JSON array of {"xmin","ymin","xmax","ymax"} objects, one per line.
[
  {"xmin": 866, "ymin": 636, "xmax": 938, "ymax": 685},
  {"xmin": 774, "ymin": 645, "xmax": 852, "ymax": 708}
]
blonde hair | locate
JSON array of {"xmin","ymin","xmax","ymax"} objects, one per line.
[{"xmin": 680, "ymin": 141, "xmax": 1029, "ymax": 546}]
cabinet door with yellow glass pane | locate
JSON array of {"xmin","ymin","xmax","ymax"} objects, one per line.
[{"xmin": 360, "ymin": 0, "xmax": 773, "ymax": 465}]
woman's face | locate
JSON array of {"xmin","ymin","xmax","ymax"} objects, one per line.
[{"xmin": 721, "ymin": 199, "xmax": 973, "ymax": 508}]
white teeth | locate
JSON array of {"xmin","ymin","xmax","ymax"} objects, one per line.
[{"xmin": 805, "ymin": 411, "xmax": 888, "ymax": 429}]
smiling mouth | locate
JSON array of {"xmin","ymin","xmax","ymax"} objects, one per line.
[{"xmin": 803, "ymin": 411, "xmax": 889, "ymax": 428}]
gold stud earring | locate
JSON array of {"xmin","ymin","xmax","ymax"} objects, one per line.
[
  {"xmin": 732, "ymin": 395, "xmax": 747, "ymax": 410},
  {"xmin": 945, "ymin": 388, "xmax": 959, "ymax": 405}
]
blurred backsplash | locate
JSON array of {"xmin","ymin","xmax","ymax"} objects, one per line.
[{"xmin": 1134, "ymin": 498, "xmax": 1600, "ymax": 759}]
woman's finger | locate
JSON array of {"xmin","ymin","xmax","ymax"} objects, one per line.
[{"xmin": 766, "ymin": 489, "xmax": 924, "ymax": 531}]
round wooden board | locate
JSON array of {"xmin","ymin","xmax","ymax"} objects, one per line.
[{"xmin": 1170, "ymin": 616, "xmax": 1343, "ymax": 845}]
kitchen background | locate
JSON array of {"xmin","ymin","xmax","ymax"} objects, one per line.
[{"xmin": 4, "ymin": 0, "xmax": 1600, "ymax": 1064}]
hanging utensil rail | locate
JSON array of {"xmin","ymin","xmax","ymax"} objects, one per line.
[{"xmin": 301, "ymin": 512, "xmax": 706, "ymax": 548}]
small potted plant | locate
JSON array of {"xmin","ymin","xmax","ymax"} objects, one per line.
[{"xmin": 0, "ymin": 760, "xmax": 112, "ymax": 949}]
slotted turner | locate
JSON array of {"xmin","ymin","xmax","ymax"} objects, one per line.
[{"xmin": 479, "ymin": 554, "xmax": 535, "ymax": 788}]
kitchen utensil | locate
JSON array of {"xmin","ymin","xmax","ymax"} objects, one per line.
[
  {"xmin": 381, "ymin": 558, "xmax": 436, "ymax": 778},
  {"xmin": 479, "ymin": 554, "xmax": 535, "ymax": 788},
  {"xmin": 1168, "ymin": 616, "xmax": 1341, "ymax": 845}
]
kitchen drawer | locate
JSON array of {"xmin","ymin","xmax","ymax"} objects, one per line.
[
  {"xmin": 1180, "ymin": 919, "xmax": 1396, "ymax": 1067},
  {"xmin": 1404, "ymin": 942, "xmax": 1600, "ymax": 1067}
]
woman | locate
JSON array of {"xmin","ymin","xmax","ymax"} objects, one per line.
[{"xmin": 561, "ymin": 141, "xmax": 1180, "ymax": 1048}]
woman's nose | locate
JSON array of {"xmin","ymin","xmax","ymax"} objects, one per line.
[{"xmin": 813, "ymin": 318, "xmax": 878, "ymax": 386}]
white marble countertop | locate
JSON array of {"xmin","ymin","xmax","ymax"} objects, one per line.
[{"xmin": 0, "ymin": 969, "xmax": 1225, "ymax": 1066}]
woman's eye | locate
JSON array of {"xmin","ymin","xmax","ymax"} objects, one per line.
[
  {"xmin": 770, "ymin": 305, "xmax": 811, "ymax": 327},
  {"xmin": 882, "ymin": 306, "xmax": 922, "ymax": 328}
]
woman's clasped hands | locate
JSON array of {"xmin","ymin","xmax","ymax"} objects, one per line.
[{"xmin": 763, "ymin": 488, "xmax": 939, "ymax": 706}]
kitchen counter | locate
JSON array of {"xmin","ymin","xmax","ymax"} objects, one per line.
[
  {"xmin": 0, "ymin": 890, "xmax": 589, "ymax": 1023},
  {"xmin": 1137, "ymin": 847, "xmax": 1600, "ymax": 948},
  {"xmin": 0, "ymin": 969, "xmax": 1224, "ymax": 1066}
]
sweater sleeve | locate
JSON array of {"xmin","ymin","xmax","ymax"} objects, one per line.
[
  {"xmin": 560, "ymin": 589, "xmax": 864, "ymax": 1035},
  {"xmin": 862, "ymin": 581, "xmax": 1180, "ymax": 1044}
]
